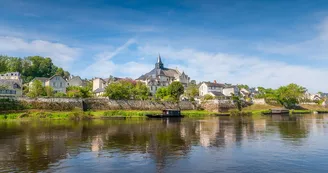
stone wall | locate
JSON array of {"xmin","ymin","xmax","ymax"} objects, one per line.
[
  {"xmin": 201, "ymin": 100, "xmax": 236, "ymax": 112},
  {"xmin": 252, "ymin": 98, "xmax": 266, "ymax": 105},
  {"xmin": 83, "ymin": 98, "xmax": 195, "ymax": 110},
  {"xmin": 0, "ymin": 97, "xmax": 195, "ymax": 111}
]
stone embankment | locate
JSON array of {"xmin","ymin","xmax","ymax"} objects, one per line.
[{"xmin": 0, "ymin": 97, "xmax": 196, "ymax": 111}]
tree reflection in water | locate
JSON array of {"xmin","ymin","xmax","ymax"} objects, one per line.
[{"xmin": 0, "ymin": 114, "xmax": 321, "ymax": 172}]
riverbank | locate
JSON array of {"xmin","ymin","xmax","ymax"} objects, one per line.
[
  {"xmin": 2, "ymin": 104, "xmax": 328, "ymax": 120},
  {"xmin": 0, "ymin": 110, "xmax": 225, "ymax": 120}
]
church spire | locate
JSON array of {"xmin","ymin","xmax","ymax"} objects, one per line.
[{"xmin": 155, "ymin": 54, "xmax": 164, "ymax": 69}]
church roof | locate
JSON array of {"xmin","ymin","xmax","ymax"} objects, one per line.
[
  {"xmin": 136, "ymin": 55, "xmax": 188, "ymax": 81},
  {"xmin": 136, "ymin": 67, "xmax": 179, "ymax": 80}
]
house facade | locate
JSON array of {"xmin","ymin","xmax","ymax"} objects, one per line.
[
  {"xmin": 29, "ymin": 77, "xmax": 48, "ymax": 87},
  {"xmin": 136, "ymin": 55, "xmax": 190, "ymax": 95},
  {"xmin": 67, "ymin": 76, "xmax": 86, "ymax": 87},
  {"xmin": 199, "ymin": 81, "xmax": 225, "ymax": 96},
  {"xmin": 222, "ymin": 86, "xmax": 239, "ymax": 97},
  {"xmin": 92, "ymin": 77, "xmax": 122, "ymax": 96},
  {"xmin": 199, "ymin": 81, "xmax": 239, "ymax": 99},
  {"xmin": 46, "ymin": 75, "xmax": 67, "ymax": 93},
  {"xmin": 30, "ymin": 75, "xmax": 67, "ymax": 93},
  {"xmin": 0, "ymin": 72, "xmax": 23, "ymax": 96}
]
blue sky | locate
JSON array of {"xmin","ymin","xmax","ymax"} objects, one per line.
[{"xmin": 1, "ymin": 0, "xmax": 328, "ymax": 92}]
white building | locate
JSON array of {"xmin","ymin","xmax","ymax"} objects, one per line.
[
  {"xmin": 199, "ymin": 81, "xmax": 239, "ymax": 99},
  {"xmin": 199, "ymin": 81, "xmax": 225, "ymax": 97},
  {"xmin": 0, "ymin": 72, "xmax": 23, "ymax": 96},
  {"xmin": 136, "ymin": 55, "xmax": 190, "ymax": 95},
  {"xmin": 29, "ymin": 75, "xmax": 67, "ymax": 93}
]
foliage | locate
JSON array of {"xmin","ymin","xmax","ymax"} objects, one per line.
[
  {"xmin": 232, "ymin": 94, "xmax": 242, "ymax": 111},
  {"xmin": 55, "ymin": 67, "xmax": 70, "ymax": 80},
  {"xmin": 27, "ymin": 80, "xmax": 45, "ymax": 98},
  {"xmin": 0, "ymin": 55, "xmax": 70, "ymax": 83},
  {"xmin": 154, "ymin": 82, "xmax": 184, "ymax": 102},
  {"xmin": 276, "ymin": 83, "xmax": 306, "ymax": 108},
  {"xmin": 190, "ymin": 80, "xmax": 197, "ymax": 85},
  {"xmin": 155, "ymin": 87, "xmax": 168, "ymax": 99},
  {"xmin": 66, "ymin": 86, "xmax": 92, "ymax": 98},
  {"xmin": 203, "ymin": 94, "xmax": 214, "ymax": 100},
  {"xmin": 167, "ymin": 81, "xmax": 184, "ymax": 102},
  {"xmin": 54, "ymin": 92, "xmax": 67, "ymax": 98},
  {"xmin": 255, "ymin": 84, "xmax": 306, "ymax": 108},
  {"xmin": 237, "ymin": 84, "xmax": 249, "ymax": 90},
  {"xmin": 132, "ymin": 81, "xmax": 150, "ymax": 100},
  {"xmin": 44, "ymin": 86, "xmax": 54, "ymax": 97},
  {"xmin": 184, "ymin": 83, "xmax": 199, "ymax": 99},
  {"xmin": 104, "ymin": 79, "xmax": 150, "ymax": 100}
]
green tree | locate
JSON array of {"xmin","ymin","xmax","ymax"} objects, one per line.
[
  {"xmin": 276, "ymin": 83, "xmax": 306, "ymax": 108},
  {"xmin": 66, "ymin": 86, "xmax": 92, "ymax": 98},
  {"xmin": 237, "ymin": 84, "xmax": 249, "ymax": 90},
  {"xmin": 232, "ymin": 94, "xmax": 242, "ymax": 111},
  {"xmin": 0, "ymin": 55, "xmax": 70, "ymax": 83},
  {"xmin": 184, "ymin": 83, "xmax": 199, "ymax": 99},
  {"xmin": 133, "ymin": 81, "xmax": 150, "ymax": 100},
  {"xmin": 104, "ymin": 79, "xmax": 135, "ymax": 100},
  {"xmin": 203, "ymin": 94, "xmax": 214, "ymax": 100},
  {"xmin": 155, "ymin": 87, "xmax": 168, "ymax": 99},
  {"xmin": 27, "ymin": 80, "xmax": 45, "ymax": 98},
  {"xmin": 167, "ymin": 81, "xmax": 184, "ymax": 102},
  {"xmin": 44, "ymin": 86, "xmax": 54, "ymax": 97}
]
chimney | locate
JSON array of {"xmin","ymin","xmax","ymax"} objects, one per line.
[{"xmin": 214, "ymin": 80, "xmax": 217, "ymax": 84}]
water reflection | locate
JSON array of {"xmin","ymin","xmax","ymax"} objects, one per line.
[{"xmin": 0, "ymin": 115, "xmax": 328, "ymax": 172}]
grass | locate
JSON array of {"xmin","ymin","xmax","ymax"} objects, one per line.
[{"xmin": 0, "ymin": 109, "xmax": 220, "ymax": 120}]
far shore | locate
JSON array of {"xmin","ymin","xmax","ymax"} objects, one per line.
[{"xmin": 1, "ymin": 106, "xmax": 328, "ymax": 120}]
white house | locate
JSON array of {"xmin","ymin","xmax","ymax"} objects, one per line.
[
  {"xmin": 199, "ymin": 81, "xmax": 225, "ymax": 97},
  {"xmin": 0, "ymin": 72, "xmax": 23, "ymax": 96},
  {"xmin": 239, "ymin": 88, "xmax": 250, "ymax": 97},
  {"xmin": 136, "ymin": 55, "xmax": 190, "ymax": 95},
  {"xmin": 222, "ymin": 86, "xmax": 239, "ymax": 97},
  {"xmin": 30, "ymin": 75, "xmax": 67, "ymax": 93}
]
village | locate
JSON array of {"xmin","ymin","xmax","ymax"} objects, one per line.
[{"xmin": 0, "ymin": 55, "xmax": 326, "ymax": 107}]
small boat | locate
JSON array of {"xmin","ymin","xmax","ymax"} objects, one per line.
[
  {"xmin": 263, "ymin": 108, "xmax": 289, "ymax": 115},
  {"xmin": 146, "ymin": 109, "xmax": 184, "ymax": 118}
]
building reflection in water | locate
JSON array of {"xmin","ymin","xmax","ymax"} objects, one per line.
[{"xmin": 0, "ymin": 114, "xmax": 322, "ymax": 172}]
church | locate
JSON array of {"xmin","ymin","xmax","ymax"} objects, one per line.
[{"xmin": 136, "ymin": 55, "xmax": 190, "ymax": 95}]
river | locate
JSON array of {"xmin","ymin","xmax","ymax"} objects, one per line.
[{"xmin": 1, "ymin": 114, "xmax": 328, "ymax": 172}]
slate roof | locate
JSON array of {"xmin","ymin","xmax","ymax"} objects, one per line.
[
  {"xmin": 31, "ymin": 77, "xmax": 49, "ymax": 82},
  {"xmin": 94, "ymin": 88, "xmax": 105, "ymax": 93},
  {"xmin": 0, "ymin": 72, "xmax": 20, "ymax": 77},
  {"xmin": 204, "ymin": 82, "xmax": 226, "ymax": 87},
  {"xmin": 209, "ymin": 91, "xmax": 225, "ymax": 97},
  {"xmin": 0, "ymin": 79, "xmax": 21, "ymax": 89},
  {"xmin": 136, "ymin": 67, "xmax": 179, "ymax": 80}
]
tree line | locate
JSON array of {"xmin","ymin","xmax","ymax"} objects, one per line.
[{"xmin": 0, "ymin": 55, "xmax": 70, "ymax": 83}]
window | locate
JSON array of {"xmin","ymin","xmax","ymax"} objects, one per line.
[
  {"xmin": 53, "ymin": 82, "xmax": 56, "ymax": 87},
  {"xmin": 60, "ymin": 82, "xmax": 62, "ymax": 87}
]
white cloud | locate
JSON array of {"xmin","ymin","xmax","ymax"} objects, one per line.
[
  {"xmin": 0, "ymin": 36, "xmax": 80, "ymax": 69},
  {"xmin": 256, "ymin": 17, "xmax": 328, "ymax": 60},
  {"xmin": 137, "ymin": 45, "xmax": 328, "ymax": 92},
  {"xmin": 81, "ymin": 38, "xmax": 153, "ymax": 78}
]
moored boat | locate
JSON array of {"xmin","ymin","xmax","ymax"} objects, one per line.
[
  {"xmin": 146, "ymin": 109, "xmax": 184, "ymax": 118},
  {"xmin": 263, "ymin": 108, "xmax": 290, "ymax": 115}
]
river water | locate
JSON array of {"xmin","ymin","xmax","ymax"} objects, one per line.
[{"xmin": 1, "ymin": 114, "xmax": 328, "ymax": 173}]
